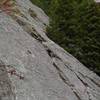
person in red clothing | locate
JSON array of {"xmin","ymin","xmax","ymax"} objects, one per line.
[{"xmin": 7, "ymin": 69, "xmax": 24, "ymax": 80}]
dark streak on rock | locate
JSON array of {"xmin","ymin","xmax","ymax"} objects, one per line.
[
  {"xmin": 78, "ymin": 72, "xmax": 100, "ymax": 87},
  {"xmin": 16, "ymin": 18, "xmax": 27, "ymax": 26},
  {"xmin": 76, "ymin": 73, "xmax": 88, "ymax": 87},
  {"xmin": 53, "ymin": 62, "xmax": 85, "ymax": 100},
  {"xmin": 30, "ymin": 32, "xmax": 46, "ymax": 43},
  {"xmin": 46, "ymin": 48, "xmax": 61, "ymax": 60},
  {"xmin": 73, "ymin": 91, "xmax": 82, "ymax": 100},
  {"xmin": 27, "ymin": 50, "xmax": 32, "ymax": 54},
  {"xmin": 87, "ymin": 77, "xmax": 100, "ymax": 87},
  {"xmin": 53, "ymin": 63, "xmax": 74, "ymax": 87}
]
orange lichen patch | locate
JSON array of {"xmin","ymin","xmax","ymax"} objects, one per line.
[
  {"xmin": 0, "ymin": 0, "xmax": 22, "ymax": 16},
  {"xmin": 0, "ymin": 0, "xmax": 15, "ymax": 14},
  {"xmin": 0, "ymin": 0, "xmax": 25, "ymax": 19}
]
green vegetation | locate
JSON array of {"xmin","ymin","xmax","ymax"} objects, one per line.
[
  {"xmin": 30, "ymin": 0, "xmax": 51, "ymax": 13},
  {"xmin": 30, "ymin": 0, "xmax": 100, "ymax": 75}
]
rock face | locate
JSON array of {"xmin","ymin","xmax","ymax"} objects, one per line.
[
  {"xmin": 0, "ymin": 0, "xmax": 100, "ymax": 100},
  {"xmin": 95, "ymin": 0, "xmax": 100, "ymax": 3}
]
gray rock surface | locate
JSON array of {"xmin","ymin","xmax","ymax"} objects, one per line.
[
  {"xmin": 95, "ymin": 0, "xmax": 100, "ymax": 3},
  {"xmin": 0, "ymin": 0, "xmax": 100, "ymax": 100}
]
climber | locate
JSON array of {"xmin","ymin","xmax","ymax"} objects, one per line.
[{"xmin": 7, "ymin": 69, "xmax": 24, "ymax": 80}]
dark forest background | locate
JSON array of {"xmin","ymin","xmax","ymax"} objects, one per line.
[{"xmin": 30, "ymin": 0, "xmax": 100, "ymax": 75}]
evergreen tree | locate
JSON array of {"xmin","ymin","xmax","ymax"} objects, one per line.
[
  {"xmin": 47, "ymin": 0, "xmax": 100, "ymax": 75},
  {"xmin": 30, "ymin": 0, "xmax": 100, "ymax": 75}
]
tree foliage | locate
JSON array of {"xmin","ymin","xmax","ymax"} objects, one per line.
[
  {"xmin": 31, "ymin": 0, "xmax": 100, "ymax": 75},
  {"xmin": 30, "ymin": 0, "xmax": 51, "ymax": 13}
]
